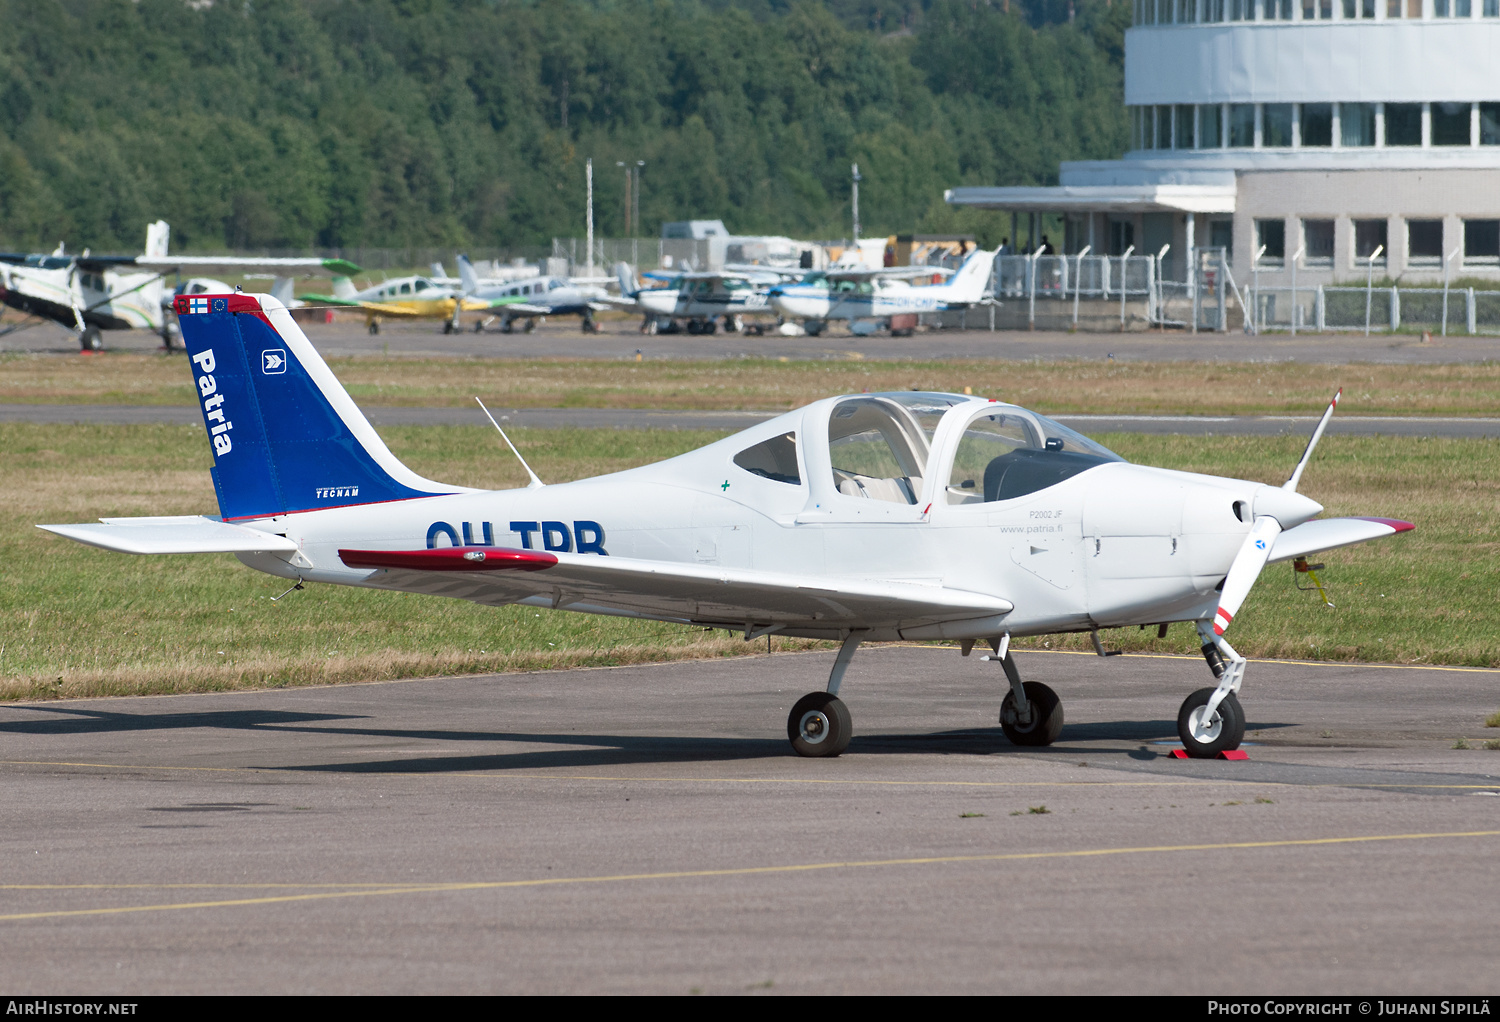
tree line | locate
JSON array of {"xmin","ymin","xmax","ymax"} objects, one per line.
[{"xmin": 0, "ymin": 0, "xmax": 1129, "ymax": 254}]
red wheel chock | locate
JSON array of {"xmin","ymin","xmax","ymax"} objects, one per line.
[{"xmin": 1169, "ymin": 749, "xmax": 1248, "ymax": 760}]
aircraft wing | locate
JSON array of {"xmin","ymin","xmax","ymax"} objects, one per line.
[
  {"xmin": 339, "ymin": 546, "xmax": 1013, "ymax": 631},
  {"xmin": 136, "ymin": 256, "xmax": 362, "ymax": 276},
  {"xmin": 38, "ymin": 516, "xmax": 297, "ymax": 555},
  {"xmin": 1267, "ymin": 516, "xmax": 1414, "ymax": 564},
  {"xmin": 824, "ymin": 266, "xmax": 954, "ymax": 280},
  {"xmin": 495, "ymin": 302, "xmax": 553, "ymax": 316}
]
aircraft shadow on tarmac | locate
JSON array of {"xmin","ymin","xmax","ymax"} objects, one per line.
[{"xmin": 2, "ymin": 704, "xmax": 1296, "ymax": 771}]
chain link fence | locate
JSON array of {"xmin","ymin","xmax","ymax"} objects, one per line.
[{"xmin": 1245, "ymin": 284, "xmax": 1500, "ymax": 335}]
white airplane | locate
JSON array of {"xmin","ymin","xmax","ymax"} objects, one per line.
[
  {"xmin": 618, "ymin": 264, "xmax": 783, "ymax": 335},
  {"xmin": 771, "ymin": 246, "xmax": 997, "ymax": 336},
  {"xmin": 38, "ymin": 292, "xmax": 1413, "ymax": 759},
  {"xmin": 457, "ymin": 255, "xmax": 619, "ymax": 334},
  {"xmin": 0, "ymin": 221, "xmax": 358, "ymax": 350}
]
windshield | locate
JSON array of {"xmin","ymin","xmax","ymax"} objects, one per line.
[{"xmin": 945, "ymin": 405, "xmax": 1121, "ymax": 505}]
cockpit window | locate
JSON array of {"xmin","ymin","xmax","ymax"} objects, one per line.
[
  {"xmin": 734, "ymin": 432, "xmax": 800, "ymax": 485},
  {"xmin": 946, "ymin": 408, "xmax": 1120, "ymax": 505},
  {"xmin": 828, "ymin": 397, "xmax": 930, "ymax": 505}
]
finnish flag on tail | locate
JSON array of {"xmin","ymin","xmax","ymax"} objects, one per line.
[{"xmin": 176, "ymin": 294, "xmax": 460, "ymax": 521}]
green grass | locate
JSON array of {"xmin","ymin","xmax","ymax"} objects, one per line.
[{"xmin": 1, "ymin": 422, "xmax": 1496, "ymax": 702}]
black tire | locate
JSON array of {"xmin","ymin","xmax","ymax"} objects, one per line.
[
  {"xmin": 787, "ymin": 691, "xmax": 852, "ymax": 758},
  {"xmin": 1176, "ymin": 688, "xmax": 1245, "ymax": 758},
  {"xmin": 442, "ymin": 320, "xmax": 454, "ymax": 334},
  {"xmin": 805, "ymin": 320, "xmax": 824, "ymax": 337},
  {"xmin": 367, "ymin": 321, "xmax": 380, "ymax": 336},
  {"xmin": 80, "ymin": 326, "xmax": 103, "ymax": 352},
  {"xmin": 999, "ymin": 681, "xmax": 1064, "ymax": 746}
]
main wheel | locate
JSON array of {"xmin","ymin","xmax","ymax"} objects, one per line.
[
  {"xmin": 80, "ymin": 326, "xmax": 103, "ymax": 352},
  {"xmin": 367, "ymin": 320, "xmax": 380, "ymax": 336},
  {"xmin": 999, "ymin": 681, "xmax": 1064, "ymax": 746},
  {"xmin": 443, "ymin": 320, "xmax": 455, "ymax": 334},
  {"xmin": 1176, "ymin": 688, "xmax": 1245, "ymax": 758},
  {"xmin": 787, "ymin": 691, "xmax": 852, "ymax": 758}
]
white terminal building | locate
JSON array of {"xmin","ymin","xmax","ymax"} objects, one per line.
[{"xmin": 947, "ymin": 0, "xmax": 1500, "ymax": 290}]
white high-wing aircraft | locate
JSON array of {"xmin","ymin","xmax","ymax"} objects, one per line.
[
  {"xmin": 618, "ymin": 264, "xmax": 783, "ymax": 334},
  {"xmin": 39, "ymin": 293, "xmax": 1413, "ymax": 758},
  {"xmin": 0, "ymin": 221, "xmax": 357, "ymax": 350},
  {"xmin": 771, "ymin": 246, "xmax": 997, "ymax": 336}
]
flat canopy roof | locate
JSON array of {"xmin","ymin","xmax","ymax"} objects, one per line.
[{"xmin": 944, "ymin": 185, "xmax": 1236, "ymax": 215}]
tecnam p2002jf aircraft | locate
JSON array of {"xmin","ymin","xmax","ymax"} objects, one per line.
[{"xmin": 40, "ymin": 293, "xmax": 1413, "ymax": 758}]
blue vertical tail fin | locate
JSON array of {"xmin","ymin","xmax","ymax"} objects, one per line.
[{"xmin": 175, "ymin": 293, "xmax": 463, "ymax": 521}]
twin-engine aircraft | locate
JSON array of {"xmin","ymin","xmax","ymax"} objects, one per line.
[{"xmin": 39, "ymin": 293, "xmax": 1412, "ymax": 758}]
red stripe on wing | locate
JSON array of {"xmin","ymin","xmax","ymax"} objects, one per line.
[{"xmin": 339, "ymin": 546, "xmax": 558, "ymax": 572}]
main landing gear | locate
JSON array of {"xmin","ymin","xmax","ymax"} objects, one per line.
[
  {"xmin": 969, "ymin": 635, "xmax": 1064, "ymax": 746},
  {"xmin": 1176, "ymin": 622, "xmax": 1248, "ymax": 757},
  {"xmin": 787, "ymin": 631, "xmax": 864, "ymax": 757}
]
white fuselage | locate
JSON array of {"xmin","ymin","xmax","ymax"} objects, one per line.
[
  {"xmin": 771, "ymin": 277, "xmax": 961, "ymax": 322},
  {"xmin": 0, "ymin": 261, "xmax": 163, "ymax": 330},
  {"xmin": 237, "ymin": 396, "xmax": 1285, "ymax": 642},
  {"xmin": 635, "ymin": 280, "xmax": 773, "ymax": 320}
]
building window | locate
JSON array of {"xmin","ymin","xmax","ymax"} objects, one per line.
[
  {"xmin": 1481, "ymin": 104, "xmax": 1500, "ymax": 145},
  {"xmin": 1465, "ymin": 220, "xmax": 1500, "ymax": 266},
  {"xmin": 1385, "ymin": 104, "xmax": 1422, "ymax": 147},
  {"xmin": 1434, "ymin": 0, "xmax": 1473, "ymax": 13},
  {"xmin": 1263, "ymin": 105, "xmax": 1293, "ymax": 148},
  {"xmin": 1487, "ymin": 0, "xmax": 1499, "ymax": 15},
  {"xmin": 1303, "ymin": 0, "xmax": 1334, "ymax": 15},
  {"xmin": 1176, "ymin": 105, "xmax": 1195, "ymax": 149},
  {"xmin": 1199, "ymin": 105, "xmax": 1222, "ymax": 148},
  {"xmin": 1229, "ymin": 104, "xmax": 1255, "ymax": 148},
  {"xmin": 1255, "ymin": 220, "xmax": 1286, "ymax": 266},
  {"xmin": 1304, "ymin": 220, "xmax": 1335, "ymax": 267},
  {"xmin": 1109, "ymin": 219, "xmax": 1135, "ymax": 256},
  {"xmin": 1301, "ymin": 104, "xmax": 1333, "ymax": 147},
  {"xmin": 1157, "ymin": 105, "xmax": 1172, "ymax": 149},
  {"xmin": 1407, "ymin": 221, "xmax": 1443, "ymax": 267},
  {"xmin": 1341, "ymin": 104, "xmax": 1375, "ymax": 147},
  {"xmin": 1206, "ymin": 0, "xmax": 1225, "ymax": 18},
  {"xmin": 1209, "ymin": 218, "xmax": 1233, "ymax": 257},
  {"xmin": 1229, "ymin": 0, "xmax": 1251, "ymax": 17},
  {"xmin": 1431, "ymin": 103, "xmax": 1472, "ymax": 146},
  {"xmin": 1342, "ymin": 0, "xmax": 1375, "ymax": 15},
  {"xmin": 1354, "ymin": 220, "xmax": 1388, "ymax": 265}
]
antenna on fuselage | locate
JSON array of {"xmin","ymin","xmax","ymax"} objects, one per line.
[{"xmin": 474, "ymin": 397, "xmax": 544, "ymax": 488}]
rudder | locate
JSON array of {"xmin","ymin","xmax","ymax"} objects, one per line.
[{"xmin": 176, "ymin": 294, "xmax": 461, "ymax": 521}]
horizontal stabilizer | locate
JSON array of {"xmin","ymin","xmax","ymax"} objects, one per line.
[
  {"xmin": 339, "ymin": 546, "xmax": 1013, "ymax": 632},
  {"xmin": 1268, "ymin": 516, "xmax": 1413, "ymax": 564},
  {"xmin": 39, "ymin": 516, "xmax": 298, "ymax": 555}
]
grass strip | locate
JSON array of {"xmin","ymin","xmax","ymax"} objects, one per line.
[
  {"xmin": 4, "ymin": 352, "xmax": 1500, "ymax": 417},
  {"xmin": 0, "ymin": 423, "xmax": 1494, "ymax": 702}
]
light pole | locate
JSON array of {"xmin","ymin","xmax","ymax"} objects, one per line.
[
  {"xmin": 1364, "ymin": 245, "xmax": 1383, "ymax": 336},
  {"xmin": 1289, "ymin": 244, "xmax": 1304, "ymax": 335},
  {"xmin": 1442, "ymin": 246, "xmax": 1459, "ymax": 336},
  {"xmin": 616, "ymin": 161, "xmax": 631, "ymax": 236},
  {"xmin": 851, "ymin": 163, "xmax": 862, "ymax": 245},
  {"xmin": 1252, "ymin": 244, "xmax": 1266, "ymax": 335},
  {"xmin": 585, "ymin": 157, "xmax": 594, "ymax": 276}
]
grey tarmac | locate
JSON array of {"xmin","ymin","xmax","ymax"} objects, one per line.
[
  {"xmin": 1, "ymin": 645, "xmax": 1496, "ymax": 994},
  {"xmin": 5, "ymin": 314, "xmax": 1500, "ymax": 363},
  {"xmin": 4, "ymin": 401, "xmax": 1498, "ymax": 439}
]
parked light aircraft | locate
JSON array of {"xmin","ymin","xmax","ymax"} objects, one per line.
[
  {"xmin": 298, "ymin": 273, "xmax": 517, "ymax": 335},
  {"xmin": 771, "ymin": 246, "xmax": 997, "ymax": 336},
  {"xmin": 0, "ymin": 221, "xmax": 358, "ymax": 350},
  {"xmin": 39, "ymin": 293, "xmax": 1412, "ymax": 758},
  {"xmin": 457, "ymin": 255, "xmax": 620, "ymax": 334},
  {"xmin": 617, "ymin": 264, "xmax": 783, "ymax": 334}
]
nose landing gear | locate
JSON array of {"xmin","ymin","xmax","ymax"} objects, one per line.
[{"xmin": 1176, "ymin": 621, "xmax": 1248, "ymax": 758}]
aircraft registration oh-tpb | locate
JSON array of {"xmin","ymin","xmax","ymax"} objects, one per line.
[{"xmin": 39, "ymin": 293, "xmax": 1413, "ymax": 758}]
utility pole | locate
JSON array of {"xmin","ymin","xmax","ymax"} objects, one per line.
[
  {"xmin": 586, "ymin": 157, "xmax": 594, "ymax": 276},
  {"xmin": 616, "ymin": 161, "xmax": 631, "ymax": 236},
  {"xmin": 635, "ymin": 161, "xmax": 644, "ymax": 239},
  {"xmin": 851, "ymin": 163, "xmax": 862, "ymax": 244}
]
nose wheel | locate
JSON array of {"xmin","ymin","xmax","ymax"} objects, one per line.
[
  {"xmin": 1176, "ymin": 687, "xmax": 1246, "ymax": 758},
  {"xmin": 787, "ymin": 692, "xmax": 851, "ymax": 758}
]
